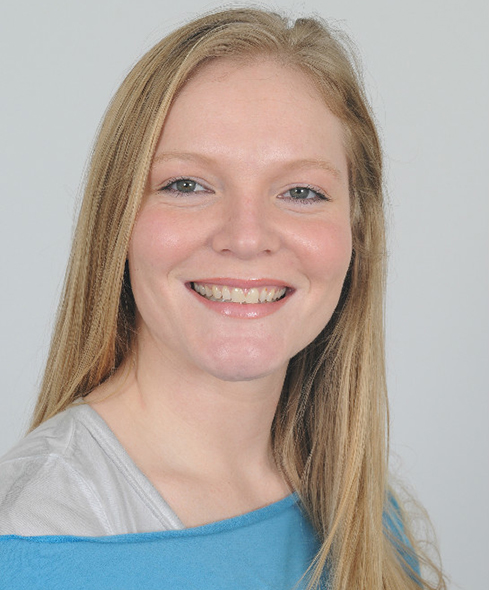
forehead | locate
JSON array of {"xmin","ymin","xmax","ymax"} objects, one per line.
[
  {"xmin": 184, "ymin": 56, "xmax": 321, "ymax": 93},
  {"xmin": 155, "ymin": 58, "xmax": 348, "ymax": 176},
  {"xmin": 174, "ymin": 57, "xmax": 328, "ymax": 118}
]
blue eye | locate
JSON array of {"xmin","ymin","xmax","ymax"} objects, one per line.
[
  {"xmin": 160, "ymin": 178, "xmax": 207, "ymax": 194},
  {"xmin": 284, "ymin": 186, "xmax": 328, "ymax": 202}
]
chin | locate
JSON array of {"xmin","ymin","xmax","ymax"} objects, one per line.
[{"xmin": 196, "ymin": 344, "xmax": 288, "ymax": 383}]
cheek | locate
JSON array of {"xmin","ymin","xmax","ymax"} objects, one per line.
[
  {"xmin": 292, "ymin": 220, "xmax": 352, "ymax": 349},
  {"xmin": 297, "ymin": 220, "xmax": 352, "ymax": 284},
  {"xmin": 128, "ymin": 208, "xmax": 197, "ymax": 273}
]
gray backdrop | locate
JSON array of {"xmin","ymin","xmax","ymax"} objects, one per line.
[{"xmin": 1, "ymin": 1, "xmax": 487, "ymax": 588}]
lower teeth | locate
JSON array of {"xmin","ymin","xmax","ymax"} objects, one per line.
[
  {"xmin": 201, "ymin": 295, "xmax": 277, "ymax": 304},
  {"xmin": 209, "ymin": 297, "xmax": 263, "ymax": 304}
]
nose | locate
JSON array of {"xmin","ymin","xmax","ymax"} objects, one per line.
[{"xmin": 211, "ymin": 191, "xmax": 280, "ymax": 259}]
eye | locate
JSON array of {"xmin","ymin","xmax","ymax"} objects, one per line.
[
  {"xmin": 159, "ymin": 178, "xmax": 208, "ymax": 194},
  {"xmin": 282, "ymin": 185, "xmax": 329, "ymax": 203}
]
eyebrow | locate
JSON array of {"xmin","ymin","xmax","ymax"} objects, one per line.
[
  {"xmin": 289, "ymin": 158, "xmax": 342, "ymax": 180},
  {"xmin": 152, "ymin": 152, "xmax": 213, "ymax": 166},
  {"xmin": 151, "ymin": 152, "xmax": 343, "ymax": 180}
]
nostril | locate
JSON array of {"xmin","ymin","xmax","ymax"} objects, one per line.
[{"xmin": 211, "ymin": 219, "xmax": 280, "ymax": 258}]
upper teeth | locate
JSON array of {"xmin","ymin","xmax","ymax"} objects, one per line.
[{"xmin": 192, "ymin": 282, "xmax": 287, "ymax": 304}]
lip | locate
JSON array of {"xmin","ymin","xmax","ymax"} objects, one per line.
[{"xmin": 185, "ymin": 278, "xmax": 294, "ymax": 319}]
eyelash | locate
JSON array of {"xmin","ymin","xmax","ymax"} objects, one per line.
[
  {"xmin": 159, "ymin": 177, "xmax": 209, "ymax": 194},
  {"xmin": 281, "ymin": 185, "xmax": 329, "ymax": 204},
  {"xmin": 158, "ymin": 177, "xmax": 330, "ymax": 203}
]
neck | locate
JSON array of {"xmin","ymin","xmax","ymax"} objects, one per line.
[{"xmin": 88, "ymin": 345, "xmax": 288, "ymax": 481}]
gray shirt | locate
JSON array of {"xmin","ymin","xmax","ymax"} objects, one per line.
[{"xmin": 0, "ymin": 404, "xmax": 184, "ymax": 536}]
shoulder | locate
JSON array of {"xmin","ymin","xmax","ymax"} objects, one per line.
[{"xmin": 0, "ymin": 406, "xmax": 113, "ymax": 536}]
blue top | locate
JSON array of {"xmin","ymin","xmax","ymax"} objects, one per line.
[
  {"xmin": 0, "ymin": 493, "xmax": 421, "ymax": 590},
  {"xmin": 0, "ymin": 493, "xmax": 320, "ymax": 590}
]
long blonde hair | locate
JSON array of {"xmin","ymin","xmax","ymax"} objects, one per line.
[{"xmin": 31, "ymin": 8, "xmax": 445, "ymax": 590}]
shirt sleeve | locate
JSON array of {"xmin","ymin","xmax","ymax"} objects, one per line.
[{"xmin": 0, "ymin": 454, "xmax": 114, "ymax": 536}]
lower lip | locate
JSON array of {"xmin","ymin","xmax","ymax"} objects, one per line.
[{"xmin": 186, "ymin": 285, "xmax": 292, "ymax": 319}]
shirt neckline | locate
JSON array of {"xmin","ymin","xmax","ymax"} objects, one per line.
[{"xmin": 70, "ymin": 403, "xmax": 297, "ymax": 534}]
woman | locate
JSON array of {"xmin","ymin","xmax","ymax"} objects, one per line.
[{"xmin": 0, "ymin": 8, "xmax": 445, "ymax": 590}]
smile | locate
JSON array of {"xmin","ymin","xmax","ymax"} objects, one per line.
[{"xmin": 191, "ymin": 282, "xmax": 287, "ymax": 304}]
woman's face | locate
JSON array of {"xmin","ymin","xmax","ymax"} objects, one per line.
[{"xmin": 128, "ymin": 59, "xmax": 352, "ymax": 383}]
